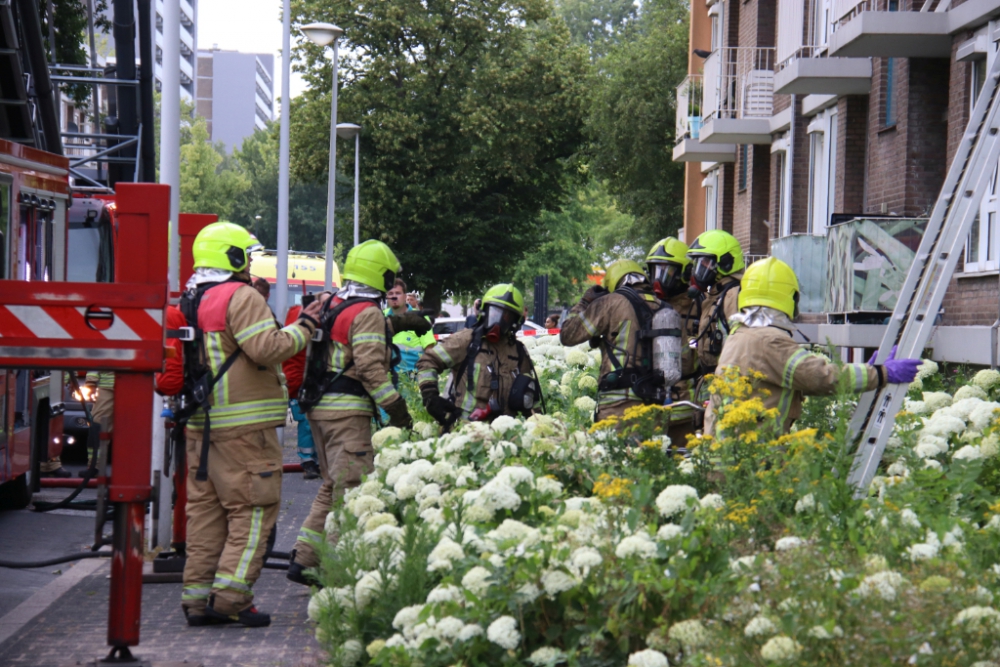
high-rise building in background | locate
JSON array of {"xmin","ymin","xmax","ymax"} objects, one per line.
[
  {"xmin": 155, "ymin": 0, "xmax": 199, "ymax": 100},
  {"xmin": 195, "ymin": 47, "xmax": 274, "ymax": 153}
]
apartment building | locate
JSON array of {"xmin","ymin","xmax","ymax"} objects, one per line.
[
  {"xmin": 154, "ymin": 0, "xmax": 198, "ymax": 100},
  {"xmin": 195, "ymin": 48, "xmax": 274, "ymax": 153},
  {"xmin": 674, "ymin": 0, "xmax": 1000, "ymax": 348}
]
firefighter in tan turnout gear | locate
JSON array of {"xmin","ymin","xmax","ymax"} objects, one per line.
[
  {"xmin": 416, "ymin": 284, "xmax": 541, "ymax": 426},
  {"xmin": 687, "ymin": 230, "xmax": 745, "ymax": 374},
  {"xmin": 287, "ymin": 240, "xmax": 426, "ymax": 587},
  {"xmin": 178, "ymin": 222, "xmax": 322, "ymax": 628},
  {"xmin": 704, "ymin": 257, "xmax": 922, "ymax": 435},
  {"xmin": 560, "ymin": 260, "xmax": 682, "ymax": 422}
]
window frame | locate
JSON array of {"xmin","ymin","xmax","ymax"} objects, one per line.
[{"xmin": 965, "ymin": 37, "xmax": 999, "ymax": 274}]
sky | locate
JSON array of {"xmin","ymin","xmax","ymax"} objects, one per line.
[{"xmin": 196, "ymin": 0, "xmax": 310, "ymax": 114}]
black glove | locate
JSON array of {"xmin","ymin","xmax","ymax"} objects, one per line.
[
  {"xmin": 389, "ymin": 312, "xmax": 432, "ymax": 336},
  {"xmin": 424, "ymin": 393, "xmax": 458, "ymax": 426},
  {"xmin": 383, "ymin": 396, "xmax": 413, "ymax": 429},
  {"xmin": 580, "ymin": 285, "xmax": 608, "ymax": 307}
]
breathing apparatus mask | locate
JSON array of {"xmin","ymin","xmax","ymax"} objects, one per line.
[
  {"xmin": 650, "ymin": 262, "xmax": 690, "ymax": 299},
  {"xmin": 483, "ymin": 304, "xmax": 520, "ymax": 343},
  {"xmin": 687, "ymin": 255, "xmax": 718, "ymax": 297}
]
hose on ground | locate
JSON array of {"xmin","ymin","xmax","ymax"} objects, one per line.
[{"xmin": 0, "ymin": 551, "xmax": 108, "ymax": 569}]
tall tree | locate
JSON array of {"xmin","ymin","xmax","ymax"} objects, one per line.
[
  {"xmin": 554, "ymin": 0, "xmax": 637, "ymax": 60},
  {"xmin": 179, "ymin": 118, "xmax": 248, "ymax": 217},
  {"xmin": 586, "ymin": 0, "xmax": 689, "ymax": 249},
  {"xmin": 289, "ymin": 0, "xmax": 589, "ymax": 310},
  {"xmin": 230, "ymin": 124, "xmax": 348, "ymax": 252}
]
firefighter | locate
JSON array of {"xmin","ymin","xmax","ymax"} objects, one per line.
[
  {"xmin": 704, "ymin": 258, "xmax": 922, "ymax": 435},
  {"xmin": 560, "ymin": 260, "xmax": 674, "ymax": 421},
  {"xmin": 687, "ymin": 230, "xmax": 745, "ymax": 374},
  {"xmin": 647, "ymin": 237, "xmax": 701, "ymax": 440},
  {"xmin": 416, "ymin": 284, "xmax": 539, "ymax": 426},
  {"xmin": 287, "ymin": 240, "xmax": 422, "ymax": 587},
  {"xmin": 179, "ymin": 222, "xmax": 322, "ymax": 628}
]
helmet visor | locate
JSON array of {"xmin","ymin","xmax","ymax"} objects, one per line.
[
  {"xmin": 485, "ymin": 304, "xmax": 519, "ymax": 338},
  {"xmin": 651, "ymin": 262, "xmax": 682, "ymax": 290},
  {"xmin": 690, "ymin": 256, "xmax": 718, "ymax": 290}
]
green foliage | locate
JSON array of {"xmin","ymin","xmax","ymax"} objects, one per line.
[
  {"xmin": 554, "ymin": 0, "xmax": 637, "ymax": 60},
  {"xmin": 41, "ymin": 0, "xmax": 110, "ymax": 106},
  {"xmin": 586, "ymin": 0, "xmax": 689, "ymax": 250},
  {"xmin": 178, "ymin": 118, "xmax": 248, "ymax": 218},
  {"xmin": 289, "ymin": 0, "xmax": 589, "ymax": 310},
  {"xmin": 512, "ymin": 179, "xmax": 633, "ymax": 310}
]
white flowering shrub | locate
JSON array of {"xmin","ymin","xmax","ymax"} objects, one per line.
[{"xmin": 308, "ymin": 342, "xmax": 1000, "ymax": 667}]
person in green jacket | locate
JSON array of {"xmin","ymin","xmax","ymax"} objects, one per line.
[{"xmin": 383, "ymin": 278, "xmax": 435, "ymax": 373}]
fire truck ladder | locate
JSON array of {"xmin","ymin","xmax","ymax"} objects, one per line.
[{"xmin": 847, "ymin": 47, "xmax": 1000, "ymax": 496}]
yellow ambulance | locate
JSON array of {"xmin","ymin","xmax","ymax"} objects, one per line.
[{"xmin": 250, "ymin": 250, "xmax": 340, "ymax": 308}]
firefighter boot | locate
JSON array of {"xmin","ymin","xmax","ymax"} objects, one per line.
[
  {"xmin": 205, "ymin": 594, "xmax": 271, "ymax": 627},
  {"xmin": 286, "ymin": 548, "xmax": 321, "ymax": 588}
]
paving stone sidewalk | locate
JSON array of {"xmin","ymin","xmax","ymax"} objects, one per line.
[{"xmin": 0, "ymin": 428, "xmax": 327, "ymax": 667}]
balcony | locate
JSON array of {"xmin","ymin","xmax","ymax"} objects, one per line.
[
  {"xmin": 774, "ymin": 47, "xmax": 872, "ymax": 94},
  {"xmin": 699, "ymin": 47, "xmax": 777, "ymax": 145},
  {"xmin": 828, "ymin": 0, "xmax": 951, "ymax": 58},
  {"xmin": 672, "ymin": 75, "xmax": 736, "ymax": 162}
]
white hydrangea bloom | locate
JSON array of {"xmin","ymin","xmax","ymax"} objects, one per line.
[
  {"xmin": 794, "ymin": 493, "xmax": 816, "ymax": 514},
  {"xmin": 678, "ymin": 458, "xmax": 695, "ymax": 475},
  {"xmin": 419, "ymin": 507, "xmax": 445, "ymax": 526},
  {"xmin": 886, "ymin": 460, "xmax": 909, "ymax": 477},
  {"xmin": 916, "ymin": 360, "xmax": 939, "ymax": 381},
  {"xmin": 384, "ymin": 633, "xmax": 407, "ymax": 648},
  {"xmin": 730, "ymin": 555, "xmax": 758, "ymax": 573},
  {"xmin": 355, "ymin": 570, "xmax": 388, "ymax": 610},
  {"xmin": 362, "ymin": 524, "xmax": 404, "ymax": 546},
  {"xmin": 574, "ymin": 396, "xmax": 597, "ymax": 413},
  {"xmin": 435, "ymin": 615, "xmax": 465, "ymax": 642},
  {"xmin": 376, "ymin": 448, "xmax": 405, "ymax": 472},
  {"xmin": 348, "ymin": 494, "xmax": 386, "ymax": 518},
  {"xmin": 392, "ymin": 604, "xmax": 424, "ymax": 631},
  {"xmin": 744, "ymin": 615, "xmax": 777, "ymax": 637},
  {"xmin": 324, "ymin": 511, "xmax": 340, "ymax": 534},
  {"xmin": 426, "ymin": 536, "xmax": 465, "ymax": 572},
  {"xmin": 541, "ymin": 569, "xmax": 579, "ymax": 597},
  {"xmin": 668, "ymin": 619, "xmax": 709, "ymax": 649},
  {"xmin": 578, "ymin": 374, "xmax": 599, "ymax": 391},
  {"xmin": 760, "ymin": 636, "xmax": 803, "ymax": 662},
  {"xmin": 856, "ymin": 570, "xmax": 906, "ymax": 601},
  {"xmin": 923, "ymin": 414, "xmax": 966, "ymax": 437},
  {"xmin": 922, "ymin": 391, "xmax": 952, "ymax": 411},
  {"xmin": 570, "ymin": 546, "xmax": 603, "ymax": 573},
  {"xmin": 535, "ymin": 476, "xmax": 564, "ymax": 496},
  {"xmin": 955, "ymin": 385, "xmax": 988, "ymax": 402},
  {"xmin": 425, "ymin": 460, "xmax": 456, "ymax": 484},
  {"xmin": 461, "ymin": 566, "xmax": 493, "ymax": 595},
  {"xmin": 626, "ymin": 649, "xmax": 669, "ymax": 667},
  {"xmin": 980, "ymin": 432, "xmax": 1000, "ymax": 457},
  {"xmin": 923, "ymin": 458, "xmax": 943, "ymax": 471},
  {"xmin": 307, "ymin": 587, "xmax": 337, "ymax": 622},
  {"xmin": 904, "ymin": 399, "xmax": 929, "ymax": 415},
  {"xmin": 655, "ymin": 485, "xmax": 699, "ymax": 518},
  {"xmin": 476, "ymin": 479, "xmax": 522, "ymax": 512},
  {"xmin": 372, "ymin": 426, "xmax": 404, "ymax": 449},
  {"xmin": 775, "ymin": 536, "xmax": 805, "ymax": 552},
  {"xmin": 899, "ymin": 508, "xmax": 921, "ymax": 529},
  {"xmin": 699, "ymin": 493, "xmax": 725, "ymax": 511},
  {"xmin": 457, "ymin": 623, "xmax": 484, "ymax": 642},
  {"xmin": 615, "ymin": 532, "xmax": 659, "ymax": 559},
  {"xmin": 973, "ymin": 369, "xmax": 1000, "ymax": 389},
  {"xmin": 657, "ymin": 524, "xmax": 683, "ymax": 541},
  {"xmin": 486, "ymin": 615, "xmax": 521, "ymax": 650},
  {"xmin": 952, "ymin": 605, "xmax": 1000, "ymax": 630},
  {"xmin": 528, "ymin": 646, "xmax": 568, "ymax": 666},
  {"xmin": 907, "ymin": 541, "xmax": 940, "ymax": 562},
  {"xmin": 338, "ymin": 639, "xmax": 363, "ymax": 666},
  {"xmin": 491, "ymin": 415, "xmax": 519, "ymax": 434},
  {"xmin": 486, "ymin": 519, "xmax": 541, "ymax": 549},
  {"xmin": 514, "ymin": 582, "xmax": 542, "ymax": 603},
  {"xmin": 953, "ymin": 444, "xmax": 984, "ymax": 461},
  {"xmin": 426, "ymin": 583, "xmax": 463, "ymax": 604}
]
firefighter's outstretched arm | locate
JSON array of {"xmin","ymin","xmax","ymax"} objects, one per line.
[
  {"xmin": 560, "ymin": 286, "xmax": 609, "ymax": 347},
  {"xmin": 226, "ymin": 286, "xmax": 317, "ymax": 366}
]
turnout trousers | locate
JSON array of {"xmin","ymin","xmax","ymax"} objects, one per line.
[
  {"xmin": 293, "ymin": 415, "xmax": 374, "ymax": 568},
  {"xmin": 181, "ymin": 428, "xmax": 283, "ymax": 616}
]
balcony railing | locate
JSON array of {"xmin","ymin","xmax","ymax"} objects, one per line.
[
  {"xmin": 675, "ymin": 75, "xmax": 703, "ymax": 143},
  {"xmin": 704, "ymin": 47, "xmax": 776, "ymax": 122},
  {"xmin": 832, "ymin": 0, "xmax": 949, "ymax": 28}
]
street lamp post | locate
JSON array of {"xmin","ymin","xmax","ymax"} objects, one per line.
[
  {"xmin": 302, "ymin": 22, "xmax": 344, "ymax": 292},
  {"xmin": 336, "ymin": 123, "xmax": 361, "ymax": 247}
]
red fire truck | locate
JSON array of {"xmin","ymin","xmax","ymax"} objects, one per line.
[{"xmin": 0, "ymin": 138, "xmax": 72, "ymax": 508}]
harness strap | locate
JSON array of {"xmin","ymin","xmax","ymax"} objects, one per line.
[{"xmin": 195, "ymin": 349, "xmax": 241, "ymax": 482}]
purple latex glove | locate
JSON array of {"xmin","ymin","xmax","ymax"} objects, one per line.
[
  {"xmin": 867, "ymin": 350, "xmax": 878, "ymax": 366},
  {"xmin": 883, "ymin": 346, "xmax": 922, "ymax": 384}
]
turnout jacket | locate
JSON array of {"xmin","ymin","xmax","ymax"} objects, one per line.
[
  {"xmin": 307, "ymin": 300, "xmax": 401, "ymax": 420},
  {"xmin": 696, "ymin": 274, "xmax": 742, "ymax": 371},
  {"xmin": 186, "ymin": 283, "xmax": 315, "ymax": 438},
  {"xmin": 560, "ymin": 288, "xmax": 661, "ymax": 411},
  {"xmin": 416, "ymin": 328, "xmax": 533, "ymax": 418},
  {"xmin": 704, "ymin": 322, "xmax": 883, "ymax": 435}
]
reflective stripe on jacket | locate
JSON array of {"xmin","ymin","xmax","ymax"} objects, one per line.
[
  {"xmin": 186, "ymin": 283, "xmax": 315, "ymax": 437},
  {"xmin": 704, "ymin": 323, "xmax": 881, "ymax": 435}
]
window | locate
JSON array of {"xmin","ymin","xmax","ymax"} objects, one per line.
[
  {"xmin": 967, "ymin": 166, "xmax": 999, "ymax": 272},
  {"xmin": 739, "ymin": 145, "xmax": 749, "ymax": 191},
  {"xmin": 710, "ymin": 2, "xmax": 724, "ymax": 52},
  {"xmin": 704, "ymin": 169, "xmax": 719, "ymax": 231},
  {"xmin": 972, "ymin": 57, "xmax": 988, "ymax": 112},
  {"xmin": 811, "ymin": 0, "xmax": 831, "ymax": 50},
  {"xmin": 807, "ymin": 108, "xmax": 838, "ymax": 235},
  {"xmin": 884, "ymin": 58, "xmax": 895, "ymax": 127}
]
